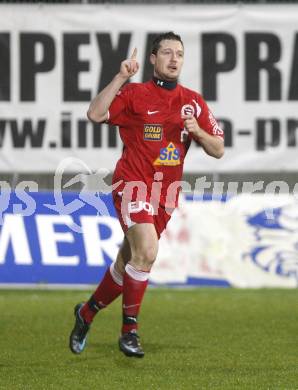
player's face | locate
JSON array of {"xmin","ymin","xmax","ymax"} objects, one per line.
[{"xmin": 150, "ymin": 39, "xmax": 184, "ymax": 81}]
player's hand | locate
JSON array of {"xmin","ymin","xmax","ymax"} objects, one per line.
[
  {"xmin": 182, "ymin": 115, "xmax": 204, "ymax": 138},
  {"xmin": 119, "ymin": 48, "xmax": 139, "ymax": 79}
]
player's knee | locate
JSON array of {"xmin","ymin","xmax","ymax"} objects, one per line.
[
  {"xmin": 114, "ymin": 259, "xmax": 125, "ymax": 275},
  {"xmin": 143, "ymin": 246, "xmax": 157, "ymax": 266},
  {"xmin": 133, "ymin": 246, "xmax": 158, "ymax": 269}
]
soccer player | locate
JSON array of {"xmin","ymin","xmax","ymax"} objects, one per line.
[{"xmin": 69, "ymin": 32, "xmax": 224, "ymax": 358}]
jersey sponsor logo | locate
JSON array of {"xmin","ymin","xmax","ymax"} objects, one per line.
[
  {"xmin": 147, "ymin": 110, "xmax": 159, "ymax": 115},
  {"xmin": 144, "ymin": 124, "xmax": 163, "ymax": 141},
  {"xmin": 128, "ymin": 201, "xmax": 154, "ymax": 216},
  {"xmin": 154, "ymin": 142, "xmax": 181, "ymax": 166}
]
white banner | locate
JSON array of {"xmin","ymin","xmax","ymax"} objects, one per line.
[
  {"xmin": 0, "ymin": 4, "xmax": 298, "ymax": 172},
  {"xmin": 154, "ymin": 194, "xmax": 298, "ymax": 287}
]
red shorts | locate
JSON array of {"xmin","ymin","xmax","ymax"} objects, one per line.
[{"xmin": 113, "ymin": 191, "xmax": 172, "ymax": 239}]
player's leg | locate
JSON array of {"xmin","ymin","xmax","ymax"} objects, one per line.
[
  {"xmin": 80, "ymin": 237, "xmax": 131, "ymax": 322},
  {"xmin": 69, "ymin": 237, "xmax": 131, "ymax": 354},
  {"xmin": 119, "ymin": 222, "xmax": 159, "ymax": 358},
  {"xmin": 113, "ymin": 236, "xmax": 131, "ymax": 275}
]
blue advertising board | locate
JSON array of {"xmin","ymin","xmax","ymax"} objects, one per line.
[
  {"xmin": 1, "ymin": 191, "xmax": 297, "ymax": 288},
  {"xmin": 0, "ymin": 192, "xmax": 122, "ymax": 285}
]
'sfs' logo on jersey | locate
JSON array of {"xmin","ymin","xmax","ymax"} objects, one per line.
[
  {"xmin": 154, "ymin": 142, "xmax": 181, "ymax": 166},
  {"xmin": 144, "ymin": 124, "xmax": 163, "ymax": 141}
]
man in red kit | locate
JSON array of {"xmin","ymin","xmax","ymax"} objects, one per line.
[{"xmin": 69, "ymin": 32, "xmax": 224, "ymax": 358}]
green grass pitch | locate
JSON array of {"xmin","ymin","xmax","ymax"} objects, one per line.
[{"xmin": 0, "ymin": 288, "xmax": 297, "ymax": 390}]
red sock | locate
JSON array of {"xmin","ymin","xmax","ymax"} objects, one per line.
[
  {"xmin": 122, "ymin": 264, "xmax": 149, "ymax": 334},
  {"xmin": 80, "ymin": 263, "xmax": 123, "ymax": 324}
]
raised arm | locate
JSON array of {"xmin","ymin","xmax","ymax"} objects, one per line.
[
  {"xmin": 87, "ymin": 48, "xmax": 139, "ymax": 123},
  {"xmin": 182, "ymin": 115, "xmax": 224, "ymax": 159}
]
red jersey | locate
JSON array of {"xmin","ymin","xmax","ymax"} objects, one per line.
[{"xmin": 108, "ymin": 79, "xmax": 223, "ymax": 207}]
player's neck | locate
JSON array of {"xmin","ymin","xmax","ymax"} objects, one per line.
[{"xmin": 152, "ymin": 76, "xmax": 177, "ymax": 90}]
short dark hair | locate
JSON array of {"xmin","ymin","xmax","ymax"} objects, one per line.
[{"xmin": 151, "ymin": 32, "xmax": 184, "ymax": 55}]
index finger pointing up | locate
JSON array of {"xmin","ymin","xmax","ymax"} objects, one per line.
[{"xmin": 130, "ymin": 47, "xmax": 137, "ymax": 60}]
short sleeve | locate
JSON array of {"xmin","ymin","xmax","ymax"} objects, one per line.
[
  {"xmin": 196, "ymin": 95, "xmax": 224, "ymax": 139},
  {"xmin": 107, "ymin": 84, "xmax": 132, "ymax": 126}
]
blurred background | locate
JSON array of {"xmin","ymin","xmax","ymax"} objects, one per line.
[{"xmin": 1, "ymin": 0, "xmax": 298, "ymax": 288}]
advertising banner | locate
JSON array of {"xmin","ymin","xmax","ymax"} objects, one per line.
[
  {"xmin": 0, "ymin": 191, "xmax": 297, "ymax": 288},
  {"xmin": 0, "ymin": 4, "xmax": 298, "ymax": 172}
]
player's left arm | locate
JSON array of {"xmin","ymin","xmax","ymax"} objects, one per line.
[{"xmin": 182, "ymin": 115, "xmax": 224, "ymax": 159}]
